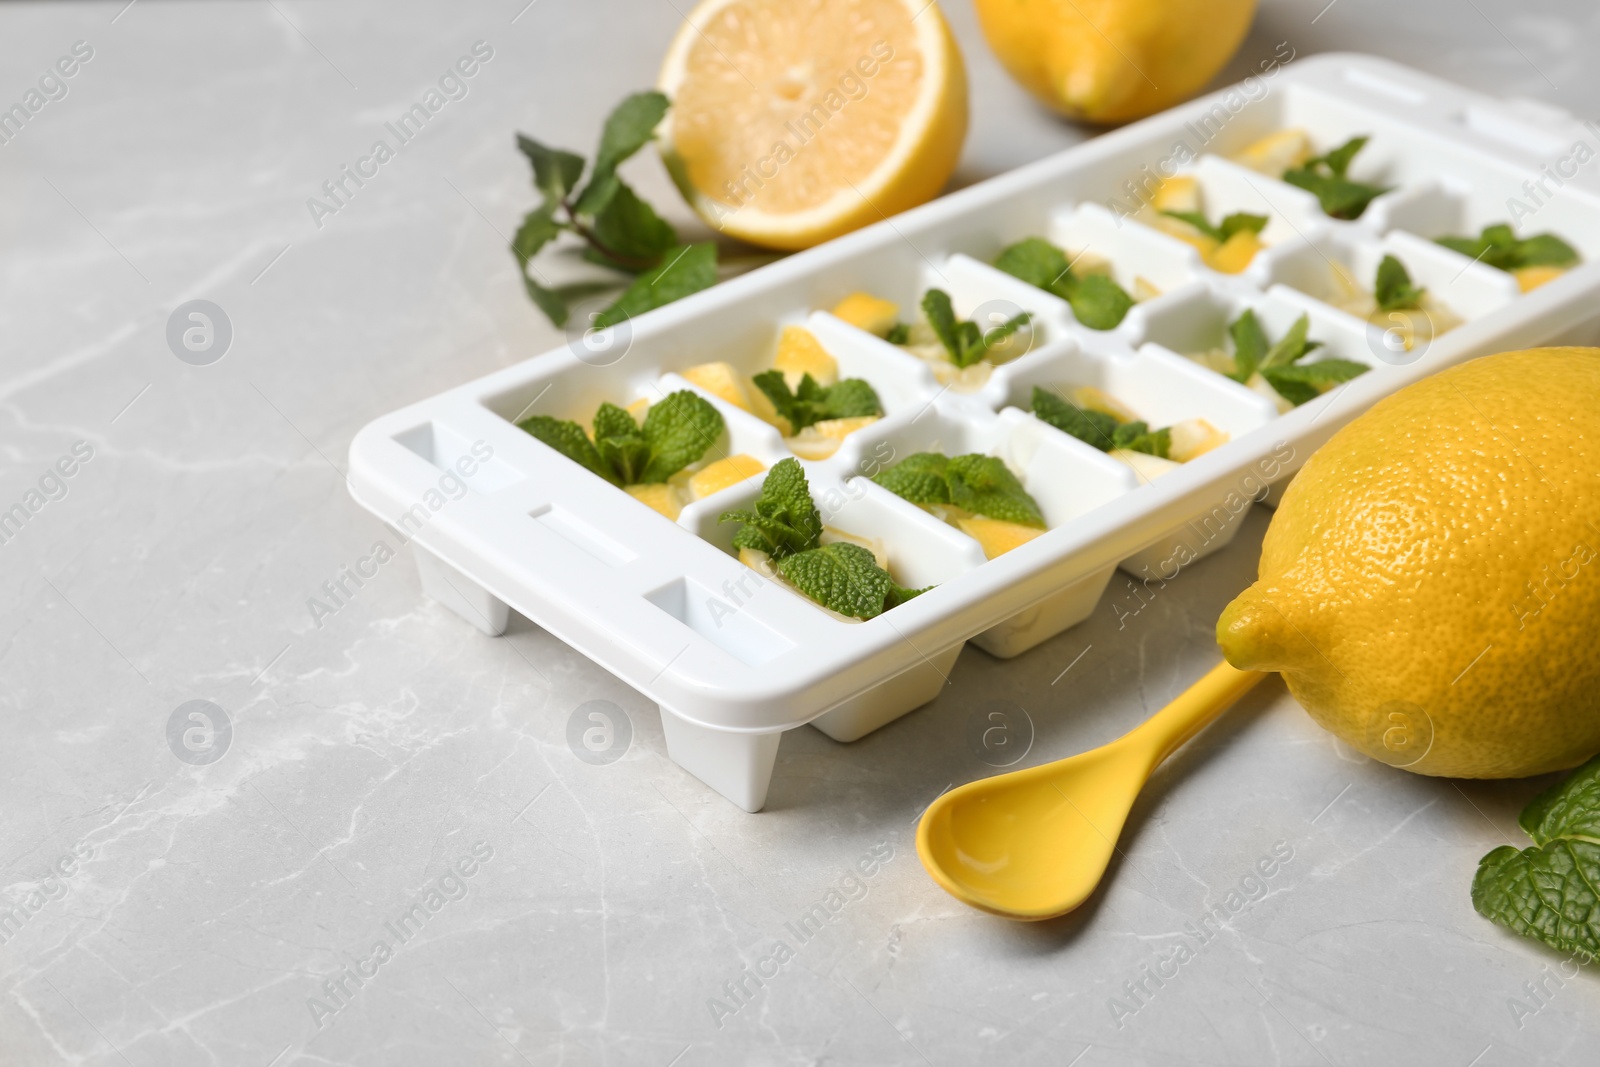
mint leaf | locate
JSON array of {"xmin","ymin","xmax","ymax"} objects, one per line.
[
  {"xmin": 1160, "ymin": 211, "xmax": 1266, "ymax": 243},
  {"xmin": 518, "ymin": 415, "xmax": 613, "ymax": 484},
  {"xmin": 1283, "ymin": 138, "xmax": 1387, "ymax": 220},
  {"xmin": 515, "ymin": 134, "xmax": 586, "ymax": 205},
  {"xmin": 884, "ymin": 323, "xmax": 910, "ymax": 345},
  {"xmin": 1228, "ymin": 308, "xmax": 1269, "ymax": 383},
  {"xmin": 778, "ymin": 542, "xmax": 893, "ymax": 620},
  {"xmin": 1260, "ymin": 358, "xmax": 1368, "ymax": 406},
  {"xmin": 592, "ymin": 401, "xmax": 651, "ymax": 484},
  {"xmin": 886, "ymin": 583, "xmax": 932, "ymax": 609},
  {"xmin": 751, "ymin": 371, "xmax": 882, "ymax": 433},
  {"xmin": 872, "ymin": 452, "xmax": 952, "ymax": 505},
  {"xmin": 1436, "ymin": 224, "xmax": 1579, "ymax": 273},
  {"xmin": 594, "ymin": 243, "xmax": 718, "ymax": 329},
  {"xmin": 1062, "ymin": 273, "xmax": 1133, "ymax": 330},
  {"xmin": 1473, "ymin": 754, "xmax": 1600, "ymax": 962},
  {"xmin": 1375, "ymin": 254, "xmax": 1426, "ymax": 312},
  {"xmin": 1110, "ymin": 421, "xmax": 1171, "ymax": 458},
  {"xmin": 592, "ymin": 92, "xmax": 670, "ymax": 186},
  {"xmin": 994, "ymin": 237, "xmax": 1073, "ymax": 297},
  {"xmin": 945, "ymin": 454, "xmax": 1045, "ymax": 527},
  {"xmin": 919, "ymin": 289, "xmax": 1030, "ymax": 368},
  {"xmin": 1260, "ymin": 313, "xmax": 1321, "ymax": 370},
  {"xmin": 1031, "ymin": 387, "xmax": 1119, "ymax": 450},
  {"xmin": 586, "ymin": 181, "xmax": 677, "ymax": 266},
  {"xmin": 721, "ymin": 457, "xmax": 821, "ymax": 559},
  {"xmin": 639, "ymin": 389, "xmax": 723, "ymax": 483}
]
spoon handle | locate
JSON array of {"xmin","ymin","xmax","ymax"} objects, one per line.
[{"xmin": 1127, "ymin": 661, "xmax": 1266, "ymax": 767}]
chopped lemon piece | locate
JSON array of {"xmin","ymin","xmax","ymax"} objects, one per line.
[
  {"xmin": 1514, "ymin": 264, "xmax": 1567, "ymax": 292},
  {"xmin": 1206, "ymin": 229, "xmax": 1263, "ymax": 274},
  {"xmin": 931, "ymin": 360, "xmax": 996, "ymax": 392},
  {"xmin": 1112, "ymin": 448, "xmax": 1183, "ymax": 484},
  {"xmin": 786, "ymin": 415, "xmax": 880, "ymax": 460},
  {"xmin": 1070, "ymin": 385, "xmax": 1140, "ymax": 423},
  {"xmin": 625, "ymin": 397, "xmax": 651, "ymax": 421},
  {"xmin": 681, "ymin": 361, "xmax": 752, "ymax": 412},
  {"xmin": 626, "ymin": 483, "xmax": 683, "ymax": 520},
  {"xmin": 1167, "ymin": 419, "xmax": 1229, "ymax": 462},
  {"xmin": 1152, "ymin": 214, "xmax": 1221, "ymax": 259},
  {"xmin": 1234, "ymin": 128, "xmax": 1314, "ymax": 176},
  {"xmin": 688, "ymin": 454, "xmax": 765, "ymax": 499},
  {"xmin": 831, "ymin": 292, "xmax": 900, "ymax": 336},
  {"xmin": 957, "ymin": 516, "xmax": 1045, "ymax": 559},
  {"xmin": 746, "ymin": 386, "xmax": 793, "ymax": 437},
  {"xmin": 774, "ymin": 325, "xmax": 838, "ymax": 389},
  {"xmin": 1132, "ymin": 276, "xmax": 1163, "ymax": 302},
  {"xmin": 1151, "ymin": 175, "xmax": 1201, "ymax": 214}
]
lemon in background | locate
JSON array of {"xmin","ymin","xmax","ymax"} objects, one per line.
[
  {"xmin": 1218, "ymin": 348, "xmax": 1600, "ymax": 778},
  {"xmin": 658, "ymin": 0, "xmax": 967, "ymax": 250},
  {"xmin": 974, "ymin": 0, "xmax": 1257, "ymax": 124}
]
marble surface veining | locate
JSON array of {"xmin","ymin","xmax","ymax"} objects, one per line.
[{"xmin": 2, "ymin": 0, "xmax": 1600, "ymax": 1064}]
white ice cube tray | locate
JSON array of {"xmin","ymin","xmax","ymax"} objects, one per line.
[{"xmin": 350, "ymin": 54, "xmax": 1600, "ymax": 810}]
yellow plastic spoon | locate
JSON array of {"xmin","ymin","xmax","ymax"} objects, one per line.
[{"xmin": 916, "ymin": 661, "xmax": 1266, "ymax": 920}]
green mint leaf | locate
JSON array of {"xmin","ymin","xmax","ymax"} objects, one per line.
[
  {"xmin": 1110, "ymin": 421, "xmax": 1170, "ymax": 457},
  {"xmin": 751, "ymin": 372, "xmax": 881, "ymax": 432},
  {"xmin": 921, "ymin": 288, "xmax": 962, "ymax": 358},
  {"xmin": 517, "ymin": 415, "xmax": 614, "ymax": 484},
  {"xmin": 778, "ymin": 541, "xmax": 893, "ymax": 620},
  {"xmin": 819, "ymin": 377, "xmax": 882, "ymax": 420},
  {"xmin": 886, "ymin": 583, "xmax": 931, "ymax": 609},
  {"xmin": 1219, "ymin": 212, "xmax": 1269, "ymax": 240},
  {"xmin": 515, "ymin": 133, "xmax": 586, "ymax": 205},
  {"xmin": 721, "ymin": 457, "xmax": 821, "ymax": 559},
  {"xmin": 593, "ymin": 91, "xmax": 670, "ymax": 184},
  {"xmin": 1317, "ymin": 135, "xmax": 1368, "ymax": 177},
  {"xmin": 1472, "ymin": 754, "xmax": 1600, "ymax": 962},
  {"xmin": 1031, "ymin": 387, "xmax": 1120, "ymax": 450},
  {"xmin": 591, "ymin": 402, "xmax": 649, "ymax": 484},
  {"xmin": 512, "ymin": 207, "xmax": 561, "ymax": 271},
  {"xmin": 1375, "ymin": 254, "xmax": 1426, "ymax": 312},
  {"xmin": 1260, "ymin": 313, "xmax": 1321, "ymax": 369},
  {"xmin": 1515, "ymin": 233, "xmax": 1580, "ymax": 268},
  {"xmin": 945, "ymin": 454, "xmax": 1045, "ymax": 527},
  {"xmin": 591, "ymin": 401, "xmax": 639, "ymax": 443},
  {"xmin": 1228, "ymin": 308, "xmax": 1269, "ymax": 383},
  {"xmin": 884, "ymin": 323, "xmax": 910, "ymax": 345},
  {"xmin": 639, "ymin": 389, "xmax": 724, "ymax": 483},
  {"xmin": 594, "ymin": 242, "xmax": 717, "ymax": 329},
  {"xmin": 873, "ymin": 452, "xmax": 952, "ymax": 506},
  {"xmin": 1283, "ymin": 169, "xmax": 1389, "ymax": 220},
  {"xmin": 586, "ymin": 180, "xmax": 677, "ymax": 266},
  {"xmin": 521, "ymin": 274, "xmax": 568, "ymax": 327},
  {"xmin": 1260, "ymin": 358, "xmax": 1369, "ymax": 406},
  {"xmin": 1161, "ymin": 210, "xmax": 1224, "ymax": 242},
  {"xmin": 995, "ymin": 237, "xmax": 1075, "ymax": 301},
  {"xmin": 1063, "ymin": 273, "xmax": 1134, "ymax": 331}
]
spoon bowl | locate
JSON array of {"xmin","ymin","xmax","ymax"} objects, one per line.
[{"xmin": 917, "ymin": 662, "xmax": 1264, "ymax": 920}]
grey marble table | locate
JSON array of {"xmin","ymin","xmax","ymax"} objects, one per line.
[{"xmin": 3, "ymin": 1, "xmax": 1599, "ymax": 1064}]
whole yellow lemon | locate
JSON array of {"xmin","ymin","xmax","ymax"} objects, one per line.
[
  {"xmin": 974, "ymin": 0, "xmax": 1257, "ymax": 124},
  {"xmin": 1218, "ymin": 348, "xmax": 1600, "ymax": 778}
]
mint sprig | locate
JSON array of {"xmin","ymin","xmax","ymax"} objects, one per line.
[
  {"xmin": 1160, "ymin": 210, "xmax": 1268, "ymax": 243},
  {"xmin": 1374, "ymin": 254, "xmax": 1426, "ymax": 312},
  {"xmin": 919, "ymin": 289, "xmax": 1031, "ymax": 369},
  {"xmin": 1282, "ymin": 135, "xmax": 1389, "ymax": 220},
  {"xmin": 873, "ymin": 452, "xmax": 1045, "ymax": 527},
  {"xmin": 993, "ymin": 237, "xmax": 1134, "ymax": 330},
  {"xmin": 518, "ymin": 389, "xmax": 723, "ymax": 486},
  {"xmin": 1436, "ymin": 223, "xmax": 1580, "ymax": 274},
  {"xmin": 513, "ymin": 92, "xmax": 717, "ymax": 328},
  {"xmin": 750, "ymin": 372, "xmax": 882, "ymax": 433},
  {"xmin": 1473, "ymin": 754, "xmax": 1600, "ymax": 962},
  {"xmin": 1218, "ymin": 310, "xmax": 1363, "ymax": 406},
  {"xmin": 720, "ymin": 458, "xmax": 927, "ymax": 618},
  {"xmin": 1029, "ymin": 387, "xmax": 1172, "ymax": 458}
]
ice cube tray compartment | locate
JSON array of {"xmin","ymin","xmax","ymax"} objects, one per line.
[{"xmin": 347, "ymin": 54, "xmax": 1600, "ymax": 810}]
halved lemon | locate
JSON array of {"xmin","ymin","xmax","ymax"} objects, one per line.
[{"xmin": 657, "ymin": 0, "xmax": 968, "ymax": 251}]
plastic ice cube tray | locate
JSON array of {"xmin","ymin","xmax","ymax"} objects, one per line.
[{"xmin": 349, "ymin": 53, "xmax": 1600, "ymax": 810}]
